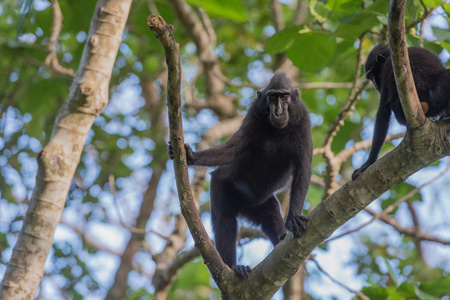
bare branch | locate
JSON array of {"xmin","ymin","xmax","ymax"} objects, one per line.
[
  {"xmin": 271, "ymin": 0, "xmax": 284, "ymax": 32},
  {"xmin": 336, "ymin": 133, "xmax": 405, "ymax": 163},
  {"xmin": 154, "ymin": 247, "xmax": 200, "ymax": 293},
  {"xmin": 406, "ymin": 201, "xmax": 426, "ymax": 263},
  {"xmin": 406, "ymin": 5, "xmax": 438, "ymax": 31},
  {"xmin": 311, "ymin": 258, "xmax": 370, "ymax": 300},
  {"xmin": 366, "ymin": 208, "xmax": 450, "ymax": 245},
  {"xmin": 326, "ymin": 162, "xmax": 450, "ymax": 243},
  {"xmin": 45, "ymin": 0, "xmax": 76, "ymax": 78},
  {"xmin": 147, "ymin": 14, "xmax": 226, "ymax": 283},
  {"xmin": 59, "ymin": 220, "xmax": 120, "ymax": 256},
  {"xmin": 292, "ymin": 0, "xmax": 308, "ymax": 26},
  {"xmin": 198, "ymin": 8, "xmax": 216, "ymax": 45}
]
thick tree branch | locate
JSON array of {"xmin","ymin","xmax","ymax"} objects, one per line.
[
  {"xmin": 0, "ymin": 1, "xmax": 132, "ymax": 298},
  {"xmin": 224, "ymin": 120, "xmax": 450, "ymax": 299},
  {"xmin": 388, "ymin": 0, "xmax": 426, "ymax": 129},
  {"xmin": 147, "ymin": 14, "xmax": 226, "ymax": 285}
]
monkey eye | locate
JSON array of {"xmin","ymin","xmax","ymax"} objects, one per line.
[{"xmin": 281, "ymin": 95, "xmax": 287, "ymax": 100}]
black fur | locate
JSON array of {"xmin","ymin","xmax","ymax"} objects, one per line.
[
  {"xmin": 352, "ymin": 44, "xmax": 450, "ymax": 180},
  {"xmin": 169, "ymin": 73, "xmax": 313, "ymax": 277}
]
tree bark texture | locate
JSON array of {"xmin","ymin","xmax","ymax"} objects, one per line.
[{"xmin": 0, "ymin": 1, "xmax": 132, "ymax": 299}]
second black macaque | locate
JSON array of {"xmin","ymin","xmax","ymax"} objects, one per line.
[
  {"xmin": 352, "ymin": 44, "xmax": 450, "ymax": 180},
  {"xmin": 169, "ymin": 72, "xmax": 313, "ymax": 278}
]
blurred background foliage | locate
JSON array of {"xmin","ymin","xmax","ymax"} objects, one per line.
[{"xmin": 1, "ymin": 0, "xmax": 450, "ymax": 299}]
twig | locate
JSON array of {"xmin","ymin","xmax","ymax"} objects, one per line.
[
  {"xmin": 198, "ymin": 8, "xmax": 216, "ymax": 45},
  {"xmin": 45, "ymin": 0, "xmax": 76, "ymax": 77},
  {"xmin": 406, "ymin": 5, "xmax": 438, "ymax": 31},
  {"xmin": 366, "ymin": 208, "xmax": 450, "ymax": 245},
  {"xmin": 146, "ymin": 0, "xmax": 159, "ymax": 15},
  {"xmin": 336, "ymin": 132, "xmax": 405, "ymax": 163},
  {"xmin": 59, "ymin": 220, "xmax": 120, "ymax": 256},
  {"xmin": 271, "ymin": 0, "xmax": 284, "ymax": 32},
  {"xmin": 323, "ymin": 52, "xmax": 368, "ymax": 148},
  {"xmin": 325, "ymin": 162, "xmax": 450, "ymax": 242},
  {"xmin": 406, "ymin": 201, "xmax": 426, "ymax": 263},
  {"xmin": 311, "ymin": 258, "xmax": 370, "ymax": 300}
]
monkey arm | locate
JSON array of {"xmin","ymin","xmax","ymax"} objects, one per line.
[
  {"xmin": 352, "ymin": 101, "xmax": 391, "ymax": 180},
  {"xmin": 285, "ymin": 144, "xmax": 313, "ymax": 237},
  {"xmin": 188, "ymin": 129, "xmax": 248, "ymax": 167}
]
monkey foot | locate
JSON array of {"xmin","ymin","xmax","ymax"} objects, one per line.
[
  {"xmin": 232, "ymin": 265, "xmax": 251, "ymax": 278},
  {"xmin": 286, "ymin": 215, "xmax": 308, "ymax": 238}
]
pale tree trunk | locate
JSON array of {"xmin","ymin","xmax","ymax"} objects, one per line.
[
  {"xmin": 282, "ymin": 266, "xmax": 307, "ymax": 300},
  {"xmin": 0, "ymin": 1, "xmax": 132, "ymax": 299}
]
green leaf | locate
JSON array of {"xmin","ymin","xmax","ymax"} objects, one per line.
[
  {"xmin": 419, "ymin": 275, "xmax": 450, "ymax": 296},
  {"xmin": 360, "ymin": 285, "xmax": 388, "ymax": 300},
  {"xmin": 384, "ymin": 258, "xmax": 398, "ymax": 286},
  {"xmin": 285, "ymin": 33, "xmax": 336, "ymax": 72},
  {"xmin": 421, "ymin": 0, "xmax": 444, "ymax": 7},
  {"xmin": 326, "ymin": 0, "xmax": 363, "ymax": 11},
  {"xmin": 265, "ymin": 25, "xmax": 309, "ymax": 54},
  {"xmin": 186, "ymin": 0, "xmax": 247, "ymax": 22},
  {"xmin": 397, "ymin": 282, "xmax": 418, "ymax": 298},
  {"xmin": 432, "ymin": 27, "xmax": 450, "ymax": 42},
  {"xmin": 306, "ymin": 185, "xmax": 323, "ymax": 209},
  {"xmin": 414, "ymin": 286, "xmax": 441, "ymax": 300},
  {"xmin": 310, "ymin": 0, "xmax": 330, "ymax": 23},
  {"xmin": 333, "ymin": 11, "xmax": 383, "ymax": 38}
]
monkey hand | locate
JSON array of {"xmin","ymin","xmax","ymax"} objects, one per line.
[
  {"xmin": 168, "ymin": 142, "xmax": 175, "ymax": 160},
  {"xmin": 232, "ymin": 265, "xmax": 251, "ymax": 278},
  {"xmin": 352, "ymin": 162, "xmax": 372, "ymax": 180},
  {"xmin": 168, "ymin": 142, "xmax": 195, "ymax": 165},
  {"xmin": 285, "ymin": 215, "xmax": 307, "ymax": 238},
  {"xmin": 184, "ymin": 144, "xmax": 194, "ymax": 165}
]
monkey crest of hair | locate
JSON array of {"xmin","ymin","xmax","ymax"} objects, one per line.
[
  {"xmin": 352, "ymin": 44, "xmax": 450, "ymax": 180},
  {"xmin": 168, "ymin": 72, "xmax": 313, "ymax": 278}
]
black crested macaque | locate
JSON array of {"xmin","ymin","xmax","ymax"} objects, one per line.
[
  {"xmin": 352, "ymin": 44, "xmax": 450, "ymax": 180},
  {"xmin": 169, "ymin": 72, "xmax": 313, "ymax": 278}
]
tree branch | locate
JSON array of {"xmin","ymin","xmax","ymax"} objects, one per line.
[
  {"xmin": 388, "ymin": 0, "xmax": 426, "ymax": 129},
  {"xmin": 311, "ymin": 258, "xmax": 370, "ymax": 300},
  {"xmin": 325, "ymin": 161, "xmax": 450, "ymax": 243},
  {"xmin": 45, "ymin": 0, "xmax": 76, "ymax": 78},
  {"xmin": 147, "ymin": 14, "xmax": 226, "ymax": 284},
  {"xmin": 230, "ymin": 120, "xmax": 450, "ymax": 299}
]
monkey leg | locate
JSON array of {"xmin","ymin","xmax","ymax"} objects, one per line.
[{"xmin": 242, "ymin": 195, "xmax": 287, "ymax": 246}]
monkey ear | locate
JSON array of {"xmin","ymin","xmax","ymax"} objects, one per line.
[
  {"xmin": 257, "ymin": 91, "xmax": 262, "ymax": 99},
  {"xmin": 295, "ymin": 89, "xmax": 300, "ymax": 98},
  {"xmin": 376, "ymin": 54, "xmax": 387, "ymax": 63}
]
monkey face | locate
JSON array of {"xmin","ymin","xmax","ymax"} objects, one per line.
[
  {"xmin": 266, "ymin": 91, "xmax": 290, "ymax": 129},
  {"xmin": 366, "ymin": 68, "xmax": 380, "ymax": 91}
]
